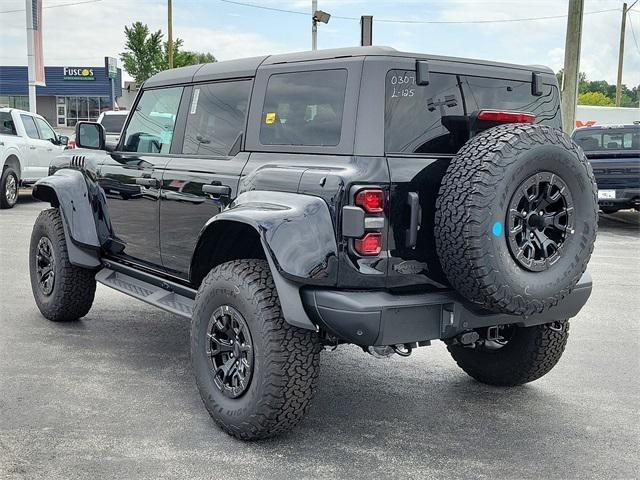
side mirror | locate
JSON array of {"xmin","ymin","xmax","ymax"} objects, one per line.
[
  {"xmin": 57, "ymin": 135, "xmax": 69, "ymax": 146},
  {"xmin": 75, "ymin": 121, "xmax": 105, "ymax": 150}
]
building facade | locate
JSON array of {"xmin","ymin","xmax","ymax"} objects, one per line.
[{"xmin": 0, "ymin": 66, "xmax": 123, "ymax": 128}]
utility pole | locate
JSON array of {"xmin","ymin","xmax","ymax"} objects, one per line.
[
  {"xmin": 615, "ymin": 2, "xmax": 637, "ymax": 106},
  {"xmin": 560, "ymin": 0, "xmax": 584, "ymax": 134},
  {"xmin": 25, "ymin": 0, "xmax": 37, "ymax": 113},
  {"xmin": 311, "ymin": 0, "xmax": 318, "ymax": 50},
  {"xmin": 168, "ymin": 0, "xmax": 173, "ymax": 69},
  {"xmin": 361, "ymin": 16, "xmax": 373, "ymax": 46}
]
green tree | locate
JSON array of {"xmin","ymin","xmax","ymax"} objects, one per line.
[
  {"xmin": 577, "ymin": 91, "xmax": 614, "ymax": 106},
  {"xmin": 120, "ymin": 22, "xmax": 165, "ymax": 84},
  {"xmin": 121, "ymin": 22, "xmax": 216, "ymax": 84},
  {"xmin": 163, "ymin": 39, "xmax": 216, "ymax": 68}
]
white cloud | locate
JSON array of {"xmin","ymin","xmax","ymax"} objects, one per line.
[
  {"xmin": 0, "ymin": 0, "xmax": 288, "ymax": 80},
  {"xmin": 434, "ymin": 0, "xmax": 639, "ymax": 87}
]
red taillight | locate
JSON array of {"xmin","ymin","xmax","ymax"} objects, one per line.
[
  {"xmin": 355, "ymin": 189, "xmax": 384, "ymax": 213},
  {"xmin": 477, "ymin": 110, "xmax": 536, "ymax": 124},
  {"xmin": 354, "ymin": 232, "xmax": 382, "ymax": 256}
]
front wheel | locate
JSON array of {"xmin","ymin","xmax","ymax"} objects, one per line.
[
  {"xmin": 447, "ymin": 321, "xmax": 570, "ymax": 386},
  {"xmin": 29, "ymin": 208, "xmax": 96, "ymax": 321},
  {"xmin": 191, "ymin": 259, "xmax": 321, "ymax": 440}
]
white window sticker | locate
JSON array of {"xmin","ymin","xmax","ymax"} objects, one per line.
[{"xmin": 190, "ymin": 88, "xmax": 200, "ymax": 115}]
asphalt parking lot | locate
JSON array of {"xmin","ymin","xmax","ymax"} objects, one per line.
[{"xmin": 1, "ymin": 193, "xmax": 638, "ymax": 480}]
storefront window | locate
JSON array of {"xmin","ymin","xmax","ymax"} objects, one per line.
[
  {"xmin": 61, "ymin": 96, "xmax": 106, "ymax": 126},
  {"xmin": 0, "ymin": 95, "xmax": 29, "ymax": 110}
]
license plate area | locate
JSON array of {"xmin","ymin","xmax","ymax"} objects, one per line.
[{"xmin": 598, "ymin": 190, "xmax": 616, "ymax": 200}]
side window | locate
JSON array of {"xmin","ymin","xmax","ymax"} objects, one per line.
[
  {"xmin": 260, "ymin": 69, "xmax": 347, "ymax": 147},
  {"xmin": 20, "ymin": 115, "xmax": 40, "ymax": 139},
  {"xmin": 122, "ymin": 87, "xmax": 183, "ymax": 154},
  {"xmin": 0, "ymin": 112, "xmax": 17, "ymax": 135},
  {"xmin": 35, "ymin": 117, "xmax": 56, "ymax": 142},
  {"xmin": 182, "ymin": 80, "xmax": 251, "ymax": 156}
]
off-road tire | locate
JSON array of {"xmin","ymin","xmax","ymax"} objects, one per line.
[
  {"xmin": 191, "ymin": 259, "xmax": 321, "ymax": 440},
  {"xmin": 29, "ymin": 208, "xmax": 96, "ymax": 321},
  {"xmin": 448, "ymin": 321, "xmax": 570, "ymax": 386},
  {"xmin": 435, "ymin": 124, "xmax": 598, "ymax": 315},
  {"xmin": 0, "ymin": 167, "xmax": 19, "ymax": 209}
]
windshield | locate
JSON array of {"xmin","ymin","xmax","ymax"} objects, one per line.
[
  {"xmin": 573, "ymin": 127, "xmax": 640, "ymax": 152},
  {"xmin": 99, "ymin": 114, "xmax": 127, "ymax": 134}
]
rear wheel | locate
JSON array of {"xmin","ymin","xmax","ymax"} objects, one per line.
[
  {"xmin": 29, "ymin": 208, "xmax": 96, "ymax": 321},
  {"xmin": 0, "ymin": 167, "xmax": 19, "ymax": 209},
  {"xmin": 191, "ymin": 259, "xmax": 321, "ymax": 440},
  {"xmin": 448, "ymin": 321, "xmax": 570, "ymax": 386}
]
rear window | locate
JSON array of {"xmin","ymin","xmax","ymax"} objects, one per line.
[
  {"xmin": 100, "ymin": 114, "xmax": 127, "ymax": 134},
  {"xmin": 260, "ymin": 69, "xmax": 347, "ymax": 147},
  {"xmin": 573, "ymin": 128, "xmax": 640, "ymax": 152},
  {"xmin": 385, "ymin": 70, "xmax": 561, "ymax": 154}
]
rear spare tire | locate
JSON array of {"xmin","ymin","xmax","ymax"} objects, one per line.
[{"xmin": 435, "ymin": 124, "xmax": 597, "ymax": 315}]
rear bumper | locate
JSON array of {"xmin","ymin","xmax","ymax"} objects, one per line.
[{"xmin": 302, "ymin": 272, "xmax": 592, "ymax": 346}]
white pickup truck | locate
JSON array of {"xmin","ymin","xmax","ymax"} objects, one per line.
[{"xmin": 0, "ymin": 108, "xmax": 69, "ymax": 208}]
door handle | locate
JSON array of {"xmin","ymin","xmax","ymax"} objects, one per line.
[
  {"xmin": 29, "ymin": 146, "xmax": 37, "ymax": 150},
  {"xmin": 202, "ymin": 184, "xmax": 231, "ymax": 197},
  {"xmin": 405, "ymin": 192, "xmax": 422, "ymax": 248},
  {"xmin": 135, "ymin": 177, "xmax": 160, "ymax": 188}
]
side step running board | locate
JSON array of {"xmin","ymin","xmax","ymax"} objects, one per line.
[{"xmin": 96, "ymin": 267, "xmax": 195, "ymax": 319}]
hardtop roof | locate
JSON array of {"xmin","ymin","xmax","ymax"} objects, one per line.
[{"xmin": 143, "ymin": 45, "xmax": 555, "ymax": 88}]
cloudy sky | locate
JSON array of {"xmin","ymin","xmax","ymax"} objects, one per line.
[{"xmin": 0, "ymin": 0, "xmax": 638, "ymax": 87}]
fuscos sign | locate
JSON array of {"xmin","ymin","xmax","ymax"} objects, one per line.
[{"xmin": 63, "ymin": 67, "xmax": 95, "ymax": 81}]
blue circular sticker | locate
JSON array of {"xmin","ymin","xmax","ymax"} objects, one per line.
[{"xmin": 492, "ymin": 221, "xmax": 503, "ymax": 237}]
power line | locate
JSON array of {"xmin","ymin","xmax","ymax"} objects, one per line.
[
  {"xmin": 218, "ymin": 0, "xmax": 619, "ymax": 25},
  {"xmin": 0, "ymin": 0, "xmax": 103, "ymax": 15}
]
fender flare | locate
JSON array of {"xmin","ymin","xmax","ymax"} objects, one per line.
[
  {"xmin": 32, "ymin": 169, "xmax": 101, "ymax": 268},
  {"xmin": 198, "ymin": 191, "xmax": 339, "ymax": 330}
]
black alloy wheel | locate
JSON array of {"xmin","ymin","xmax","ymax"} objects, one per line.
[
  {"xmin": 36, "ymin": 236, "xmax": 56, "ymax": 295},
  {"xmin": 507, "ymin": 172, "xmax": 575, "ymax": 272},
  {"xmin": 207, "ymin": 305, "xmax": 254, "ymax": 399}
]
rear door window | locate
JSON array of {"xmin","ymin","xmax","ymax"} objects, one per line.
[
  {"xmin": 573, "ymin": 128, "xmax": 640, "ymax": 152},
  {"xmin": 122, "ymin": 87, "xmax": 183, "ymax": 154},
  {"xmin": 182, "ymin": 80, "xmax": 251, "ymax": 156},
  {"xmin": 260, "ymin": 69, "xmax": 347, "ymax": 147},
  {"xmin": 385, "ymin": 70, "xmax": 561, "ymax": 155}
]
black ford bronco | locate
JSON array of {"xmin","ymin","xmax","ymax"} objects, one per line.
[{"xmin": 29, "ymin": 46, "xmax": 597, "ymax": 440}]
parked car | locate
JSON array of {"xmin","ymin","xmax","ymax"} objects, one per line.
[
  {"xmin": 29, "ymin": 46, "xmax": 597, "ymax": 440},
  {"xmin": 572, "ymin": 123, "xmax": 640, "ymax": 214},
  {"xmin": 97, "ymin": 110, "xmax": 128, "ymax": 145},
  {"xmin": 0, "ymin": 108, "xmax": 68, "ymax": 208}
]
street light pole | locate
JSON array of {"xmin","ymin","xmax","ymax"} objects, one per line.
[
  {"xmin": 560, "ymin": 0, "xmax": 584, "ymax": 134},
  {"xmin": 25, "ymin": 0, "xmax": 37, "ymax": 113},
  {"xmin": 311, "ymin": 0, "xmax": 318, "ymax": 50},
  {"xmin": 168, "ymin": 0, "xmax": 174, "ymax": 69}
]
